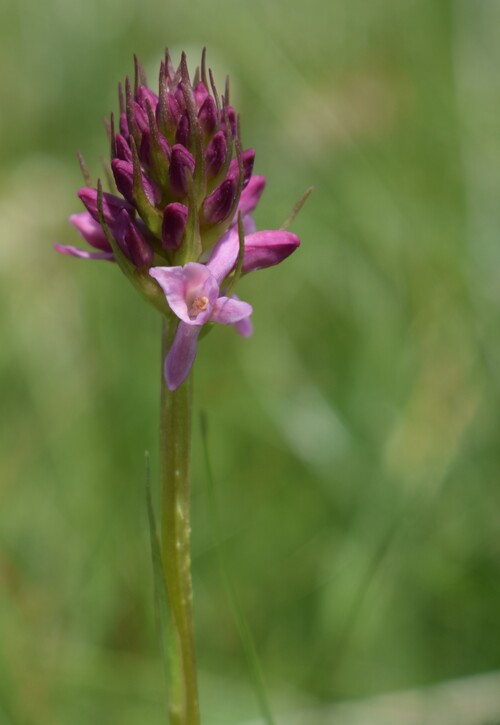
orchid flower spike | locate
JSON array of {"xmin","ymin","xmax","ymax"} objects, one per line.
[{"xmin": 56, "ymin": 49, "xmax": 303, "ymax": 389}]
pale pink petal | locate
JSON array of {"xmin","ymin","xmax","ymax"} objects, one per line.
[
  {"xmin": 207, "ymin": 228, "xmax": 239, "ymax": 284},
  {"xmin": 54, "ymin": 243, "xmax": 114, "ymax": 261},
  {"xmin": 210, "ymin": 296, "xmax": 253, "ymax": 325},
  {"xmin": 231, "ymin": 295, "xmax": 253, "ymax": 337},
  {"xmin": 165, "ymin": 323, "xmax": 201, "ymax": 390},
  {"xmin": 149, "ymin": 267, "xmax": 192, "ymax": 323},
  {"xmin": 70, "ymin": 212, "xmax": 111, "ymax": 251},
  {"xmin": 234, "ymin": 316, "xmax": 253, "ymax": 337},
  {"xmin": 241, "ymin": 215, "xmax": 257, "ymax": 236},
  {"xmin": 238, "ymin": 176, "xmax": 266, "ymax": 217}
]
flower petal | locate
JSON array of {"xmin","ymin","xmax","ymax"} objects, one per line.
[
  {"xmin": 206, "ymin": 227, "xmax": 239, "ymax": 284},
  {"xmin": 234, "ymin": 315, "xmax": 253, "ymax": 337},
  {"xmin": 231, "ymin": 295, "xmax": 253, "ymax": 337},
  {"xmin": 238, "ymin": 175, "xmax": 266, "ymax": 216},
  {"xmin": 210, "ymin": 296, "xmax": 253, "ymax": 325},
  {"xmin": 205, "ymin": 212, "xmax": 256, "ymax": 283},
  {"xmin": 165, "ymin": 322, "xmax": 201, "ymax": 391},
  {"xmin": 69, "ymin": 212, "xmax": 111, "ymax": 251},
  {"xmin": 54, "ymin": 243, "xmax": 114, "ymax": 261},
  {"xmin": 242, "ymin": 230, "xmax": 300, "ymax": 273}
]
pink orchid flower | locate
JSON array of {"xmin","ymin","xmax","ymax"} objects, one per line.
[{"xmin": 150, "ymin": 244, "xmax": 252, "ymax": 390}]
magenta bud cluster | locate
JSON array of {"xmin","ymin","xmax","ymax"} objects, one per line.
[
  {"xmin": 56, "ymin": 49, "xmax": 302, "ymax": 389},
  {"xmin": 106, "ymin": 49, "xmax": 253, "ymax": 264}
]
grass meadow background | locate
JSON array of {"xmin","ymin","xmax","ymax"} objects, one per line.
[{"xmin": 1, "ymin": 0, "xmax": 500, "ymax": 722}]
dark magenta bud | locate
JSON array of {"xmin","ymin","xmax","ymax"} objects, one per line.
[
  {"xmin": 140, "ymin": 126, "xmax": 170, "ymax": 169},
  {"xmin": 169, "ymin": 144, "xmax": 195, "ymax": 197},
  {"xmin": 132, "ymin": 100, "xmax": 149, "ymax": 134},
  {"xmin": 115, "ymin": 133, "xmax": 132, "ymax": 162},
  {"xmin": 111, "ymin": 159, "xmax": 135, "ymax": 204},
  {"xmin": 137, "ymin": 85, "xmax": 158, "ymax": 113},
  {"xmin": 198, "ymin": 95, "xmax": 217, "ymax": 136},
  {"xmin": 194, "ymin": 81, "xmax": 209, "ymax": 107},
  {"xmin": 112, "ymin": 159, "xmax": 158, "ymax": 207},
  {"xmin": 228, "ymin": 148, "xmax": 255, "ymax": 189},
  {"xmin": 78, "ymin": 187, "xmax": 132, "ymax": 226},
  {"xmin": 162, "ymin": 202, "xmax": 188, "ymax": 249},
  {"xmin": 115, "ymin": 210, "xmax": 154, "ymax": 267},
  {"xmin": 174, "ymin": 85, "xmax": 186, "ymax": 111},
  {"xmin": 175, "ymin": 110, "xmax": 190, "ymax": 147},
  {"xmin": 205, "ymin": 131, "xmax": 227, "ymax": 178},
  {"xmin": 221, "ymin": 105, "xmax": 237, "ymax": 136},
  {"xmin": 202, "ymin": 177, "xmax": 237, "ymax": 224},
  {"xmin": 119, "ymin": 112, "xmax": 129, "ymax": 138}
]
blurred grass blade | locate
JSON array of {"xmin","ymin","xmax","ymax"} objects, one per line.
[
  {"xmin": 200, "ymin": 413, "xmax": 277, "ymax": 725},
  {"xmin": 280, "ymin": 185, "xmax": 314, "ymax": 230}
]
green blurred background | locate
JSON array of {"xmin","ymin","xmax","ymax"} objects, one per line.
[{"xmin": 1, "ymin": 0, "xmax": 500, "ymax": 723}]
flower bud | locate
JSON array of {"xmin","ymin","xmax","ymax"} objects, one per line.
[
  {"xmin": 202, "ymin": 178, "xmax": 237, "ymax": 225},
  {"xmin": 157, "ymin": 69, "xmax": 181, "ymax": 139},
  {"xmin": 169, "ymin": 144, "xmax": 195, "ymax": 197},
  {"xmin": 111, "ymin": 159, "xmax": 158, "ymax": 207},
  {"xmin": 162, "ymin": 202, "xmax": 188, "ymax": 249},
  {"xmin": 242, "ymin": 231, "xmax": 300, "ymax": 273},
  {"xmin": 228, "ymin": 149, "xmax": 255, "ymax": 189},
  {"xmin": 194, "ymin": 81, "xmax": 209, "ymax": 107},
  {"xmin": 175, "ymin": 111, "xmax": 190, "ymax": 148},
  {"xmin": 114, "ymin": 133, "xmax": 133, "ymax": 162},
  {"xmin": 205, "ymin": 131, "xmax": 227, "ymax": 178},
  {"xmin": 78, "ymin": 187, "xmax": 132, "ymax": 226},
  {"xmin": 137, "ymin": 85, "xmax": 158, "ymax": 113},
  {"xmin": 198, "ymin": 95, "xmax": 217, "ymax": 136},
  {"xmin": 119, "ymin": 112, "xmax": 129, "ymax": 138},
  {"xmin": 221, "ymin": 105, "xmax": 236, "ymax": 136},
  {"xmin": 115, "ymin": 210, "xmax": 154, "ymax": 267},
  {"xmin": 139, "ymin": 126, "xmax": 171, "ymax": 170},
  {"xmin": 132, "ymin": 100, "xmax": 149, "ymax": 134}
]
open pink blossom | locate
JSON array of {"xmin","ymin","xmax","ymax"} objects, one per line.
[{"xmin": 150, "ymin": 249, "xmax": 252, "ymax": 390}]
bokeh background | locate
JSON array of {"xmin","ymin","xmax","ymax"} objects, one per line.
[{"xmin": 1, "ymin": 0, "xmax": 500, "ymax": 723}]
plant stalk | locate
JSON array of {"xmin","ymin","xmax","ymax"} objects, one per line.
[{"xmin": 160, "ymin": 315, "xmax": 200, "ymax": 725}]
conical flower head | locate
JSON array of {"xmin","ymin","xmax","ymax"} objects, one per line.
[
  {"xmin": 107, "ymin": 49, "xmax": 252, "ymax": 259},
  {"xmin": 56, "ymin": 49, "xmax": 303, "ymax": 388}
]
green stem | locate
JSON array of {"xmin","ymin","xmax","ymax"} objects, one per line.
[{"xmin": 160, "ymin": 316, "xmax": 200, "ymax": 725}]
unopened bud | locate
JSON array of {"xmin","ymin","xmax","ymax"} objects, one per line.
[
  {"xmin": 162, "ymin": 202, "xmax": 188, "ymax": 249},
  {"xmin": 205, "ymin": 131, "xmax": 227, "ymax": 178},
  {"xmin": 202, "ymin": 178, "xmax": 237, "ymax": 225},
  {"xmin": 115, "ymin": 210, "xmax": 154, "ymax": 267},
  {"xmin": 169, "ymin": 144, "xmax": 195, "ymax": 197}
]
